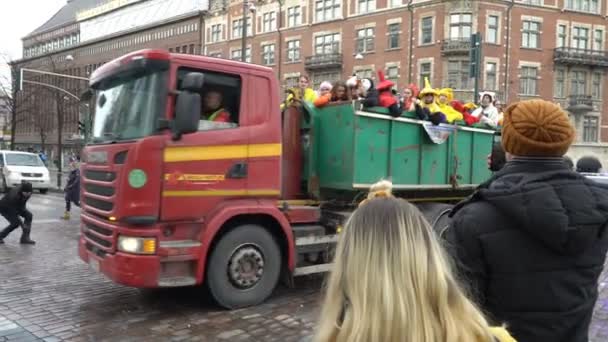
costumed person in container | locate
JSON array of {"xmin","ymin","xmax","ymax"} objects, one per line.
[
  {"xmin": 417, "ymin": 78, "xmax": 447, "ymax": 125},
  {"xmin": 281, "ymin": 75, "xmax": 317, "ymax": 110},
  {"xmin": 472, "ymin": 91, "xmax": 501, "ymax": 128},
  {"xmin": 437, "ymin": 88, "xmax": 464, "ymax": 123},
  {"xmin": 313, "ymin": 81, "xmax": 351, "ymax": 108},
  {"xmin": 400, "ymin": 84, "xmax": 420, "ymax": 116},
  {"xmin": 374, "ymin": 70, "xmax": 401, "ymax": 117}
]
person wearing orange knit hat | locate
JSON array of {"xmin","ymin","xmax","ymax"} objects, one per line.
[{"xmin": 445, "ymin": 99, "xmax": 608, "ymax": 342}]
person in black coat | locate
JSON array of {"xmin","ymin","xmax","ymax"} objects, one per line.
[
  {"xmin": 0, "ymin": 182, "xmax": 35, "ymax": 244},
  {"xmin": 444, "ymin": 99, "xmax": 608, "ymax": 342},
  {"xmin": 62, "ymin": 161, "xmax": 80, "ymax": 220}
]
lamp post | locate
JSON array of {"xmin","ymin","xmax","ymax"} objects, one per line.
[{"xmin": 241, "ymin": 0, "xmax": 255, "ymax": 62}]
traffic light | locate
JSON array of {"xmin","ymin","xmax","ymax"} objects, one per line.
[{"xmin": 469, "ymin": 33, "xmax": 482, "ymax": 78}]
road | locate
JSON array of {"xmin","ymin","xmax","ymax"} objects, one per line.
[{"xmin": 0, "ymin": 195, "xmax": 606, "ymax": 341}]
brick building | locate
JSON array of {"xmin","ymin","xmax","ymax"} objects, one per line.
[
  {"xmin": 204, "ymin": 0, "xmax": 608, "ymax": 143},
  {"xmin": 13, "ymin": 0, "xmax": 207, "ymax": 158}
]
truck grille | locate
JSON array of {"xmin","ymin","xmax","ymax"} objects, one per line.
[
  {"xmin": 86, "ymin": 222, "xmax": 112, "ymax": 236},
  {"xmin": 84, "ymin": 231, "xmax": 112, "ymax": 248},
  {"xmin": 83, "ymin": 196, "xmax": 114, "ymax": 211},
  {"xmin": 86, "ymin": 242, "xmax": 107, "ymax": 258},
  {"xmin": 84, "ymin": 183, "xmax": 115, "ymax": 197},
  {"xmin": 85, "ymin": 170, "xmax": 116, "ymax": 182},
  {"xmin": 21, "ymin": 173, "xmax": 42, "ymax": 177}
]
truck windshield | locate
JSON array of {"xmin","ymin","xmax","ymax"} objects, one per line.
[{"xmin": 92, "ymin": 70, "xmax": 168, "ymax": 143}]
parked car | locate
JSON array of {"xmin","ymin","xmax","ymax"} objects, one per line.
[
  {"xmin": 0, "ymin": 150, "xmax": 51, "ymax": 194},
  {"xmin": 581, "ymin": 172, "xmax": 608, "ymax": 185}
]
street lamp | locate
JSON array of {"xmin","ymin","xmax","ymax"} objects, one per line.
[
  {"xmin": 241, "ymin": 0, "xmax": 256, "ymax": 62},
  {"xmin": 355, "ymin": 53, "xmax": 364, "ymax": 60},
  {"xmin": 65, "ymin": 54, "xmax": 74, "ymax": 62}
]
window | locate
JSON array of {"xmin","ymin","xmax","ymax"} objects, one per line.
[
  {"xmin": 232, "ymin": 18, "xmax": 251, "ymax": 39},
  {"xmin": 209, "ymin": 52, "xmax": 222, "ymax": 58},
  {"xmin": 421, "ymin": 17, "xmax": 433, "ymax": 44},
  {"xmin": 566, "ymin": 0, "xmax": 600, "ymax": 14},
  {"xmin": 356, "ymin": 28, "xmax": 375, "ymax": 53},
  {"xmin": 519, "ymin": 66, "xmax": 538, "ymax": 95},
  {"xmin": 449, "ymin": 13, "xmax": 472, "ymax": 40},
  {"xmin": 231, "ymin": 48, "xmax": 251, "ymax": 62},
  {"xmin": 355, "ymin": 69, "xmax": 374, "ymax": 79},
  {"xmin": 485, "ymin": 62, "xmax": 497, "ymax": 90},
  {"xmin": 391, "ymin": 0, "xmax": 401, "ymax": 6},
  {"xmin": 521, "ymin": 0, "xmax": 541, "ymax": 4},
  {"xmin": 557, "ymin": 24, "xmax": 567, "ymax": 48},
  {"xmin": 387, "ymin": 66, "xmax": 399, "ymax": 85},
  {"xmin": 263, "ymin": 12, "xmax": 277, "ymax": 32},
  {"xmin": 177, "ymin": 68, "xmax": 241, "ymax": 130},
  {"xmin": 286, "ymin": 40, "xmax": 301, "ymax": 62},
  {"xmin": 555, "ymin": 69, "xmax": 565, "ymax": 98},
  {"xmin": 419, "ymin": 62, "xmax": 432, "ymax": 87},
  {"xmin": 312, "ymin": 71, "xmax": 341, "ymax": 89},
  {"xmin": 572, "ymin": 27, "xmax": 589, "ymax": 50},
  {"xmin": 211, "ymin": 24, "xmax": 222, "ymax": 42},
  {"xmin": 387, "ymin": 23, "xmax": 400, "ymax": 49},
  {"xmin": 189, "ymin": 44, "xmax": 195, "ymax": 54},
  {"xmin": 447, "ymin": 60, "xmax": 471, "ymax": 89},
  {"xmin": 487, "ymin": 15, "xmax": 499, "ymax": 44},
  {"xmin": 315, "ymin": 33, "xmax": 340, "ymax": 55},
  {"xmin": 592, "ymin": 72, "xmax": 602, "ymax": 99},
  {"xmin": 583, "ymin": 116, "xmax": 599, "ymax": 142},
  {"xmin": 594, "ymin": 29, "xmax": 603, "ymax": 51},
  {"xmin": 176, "ymin": 46, "xmax": 181, "ymax": 53},
  {"xmin": 262, "ymin": 44, "xmax": 275, "ymax": 65},
  {"xmin": 287, "ymin": 6, "xmax": 301, "ymax": 27},
  {"xmin": 315, "ymin": 0, "xmax": 341, "ymax": 22},
  {"xmin": 522, "ymin": 21, "xmax": 541, "ymax": 48},
  {"xmin": 358, "ymin": 0, "xmax": 376, "ymax": 13},
  {"xmin": 285, "ymin": 76, "xmax": 300, "ymax": 90}
]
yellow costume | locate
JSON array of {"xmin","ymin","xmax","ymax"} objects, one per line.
[
  {"xmin": 437, "ymin": 88, "xmax": 464, "ymax": 123},
  {"xmin": 418, "ymin": 78, "xmax": 442, "ymax": 114}
]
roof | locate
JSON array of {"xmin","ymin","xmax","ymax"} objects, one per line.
[{"xmin": 27, "ymin": 0, "xmax": 109, "ymax": 37}]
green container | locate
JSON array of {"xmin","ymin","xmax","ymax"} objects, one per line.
[{"xmin": 302, "ymin": 102, "xmax": 495, "ymax": 197}]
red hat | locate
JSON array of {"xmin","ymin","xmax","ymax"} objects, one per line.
[{"xmin": 376, "ymin": 70, "xmax": 395, "ymax": 91}]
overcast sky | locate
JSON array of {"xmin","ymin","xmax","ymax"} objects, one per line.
[{"xmin": 0, "ymin": 0, "xmax": 66, "ymax": 87}]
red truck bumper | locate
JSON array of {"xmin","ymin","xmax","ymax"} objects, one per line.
[{"xmin": 78, "ymin": 236, "xmax": 160, "ymax": 288}]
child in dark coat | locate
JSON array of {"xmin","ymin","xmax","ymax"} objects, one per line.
[{"xmin": 63, "ymin": 161, "xmax": 80, "ymax": 220}]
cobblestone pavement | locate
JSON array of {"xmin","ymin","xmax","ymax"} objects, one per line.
[{"xmin": 0, "ymin": 194, "xmax": 607, "ymax": 341}]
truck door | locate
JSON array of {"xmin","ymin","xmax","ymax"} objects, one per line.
[{"xmin": 160, "ymin": 66, "xmax": 252, "ymax": 221}]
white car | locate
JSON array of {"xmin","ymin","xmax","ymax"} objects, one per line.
[{"xmin": 0, "ymin": 151, "xmax": 51, "ymax": 194}]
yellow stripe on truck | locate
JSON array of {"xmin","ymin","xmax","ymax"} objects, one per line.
[
  {"xmin": 162, "ymin": 189, "xmax": 280, "ymax": 197},
  {"xmin": 164, "ymin": 143, "xmax": 282, "ymax": 162}
]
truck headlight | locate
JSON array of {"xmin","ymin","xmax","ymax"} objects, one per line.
[{"xmin": 117, "ymin": 236, "xmax": 156, "ymax": 254}]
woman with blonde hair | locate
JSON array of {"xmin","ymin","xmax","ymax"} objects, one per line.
[{"xmin": 314, "ymin": 180, "xmax": 515, "ymax": 342}]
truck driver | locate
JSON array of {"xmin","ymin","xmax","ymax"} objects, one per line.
[{"xmin": 201, "ymin": 91, "xmax": 232, "ymax": 123}]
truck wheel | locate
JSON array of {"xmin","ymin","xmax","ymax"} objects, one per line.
[{"xmin": 206, "ymin": 224, "xmax": 282, "ymax": 309}]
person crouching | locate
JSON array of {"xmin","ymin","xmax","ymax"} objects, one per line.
[{"xmin": 0, "ymin": 182, "xmax": 35, "ymax": 245}]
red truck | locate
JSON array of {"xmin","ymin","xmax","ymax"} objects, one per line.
[{"xmin": 78, "ymin": 49, "xmax": 495, "ymax": 309}]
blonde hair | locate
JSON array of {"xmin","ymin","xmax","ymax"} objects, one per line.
[{"xmin": 314, "ymin": 181, "xmax": 497, "ymax": 342}]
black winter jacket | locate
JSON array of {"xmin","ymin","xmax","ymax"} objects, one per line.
[
  {"xmin": 445, "ymin": 158, "xmax": 608, "ymax": 342},
  {"xmin": 0, "ymin": 185, "xmax": 31, "ymax": 211}
]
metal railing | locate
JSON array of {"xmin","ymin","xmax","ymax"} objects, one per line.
[
  {"xmin": 554, "ymin": 47, "xmax": 608, "ymax": 67},
  {"xmin": 568, "ymin": 94, "xmax": 594, "ymax": 107},
  {"xmin": 304, "ymin": 53, "xmax": 343, "ymax": 70}
]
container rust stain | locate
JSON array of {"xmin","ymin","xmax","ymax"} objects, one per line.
[{"xmin": 395, "ymin": 144, "xmax": 420, "ymax": 152}]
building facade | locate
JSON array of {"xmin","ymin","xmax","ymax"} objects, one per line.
[
  {"xmin": 204, "ymin": 0, "xmax": 608, "ymax": 144},
  {"xmin": 14, "ymin": 0, "xmax": 208, "ymax": 160},
  {"xmin": 14, "ymin": 0, "xmax": 608, "ymax": 156}
]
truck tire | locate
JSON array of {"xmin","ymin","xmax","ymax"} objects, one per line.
[{"xmin": 206, "ymin": 224, "xmax": 282, "ymax": 309}]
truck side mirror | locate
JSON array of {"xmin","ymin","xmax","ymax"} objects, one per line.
[{"xmin": 172, "ymin": 72, "xmax": 205, "ymax": 140}]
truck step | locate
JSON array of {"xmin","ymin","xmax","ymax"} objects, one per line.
[
  {"xmin": 295, "ymin": 235, "xmax": 338, "ymax": 246},
  {"xmin": 158, "ymin": 276, "xmax": 197, "ymax": 287},
  {"xmin": 159, "ymin": 240, "xmax": 202, "ymax": 248},
  {"xmin": 294, "ymin": 263, "xmax": 333, "ymax": 276},
  {"xmin": 292, "ymin": 225, "xmax": 325, "ymax": 238}
]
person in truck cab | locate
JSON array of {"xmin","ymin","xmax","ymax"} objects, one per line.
[
  {"xmin": 201, "ymin": 90, "xmax": 232, "ymax": 123},
  {"xmin": 0, "ymin": 182, "xmax": 35, "ymax": 245}
]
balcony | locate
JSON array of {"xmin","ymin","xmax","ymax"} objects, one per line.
[
  {"xmin": 567, "ymin": 94, "xmax": 594, "ymax": 114},
  {"xmin": 304, "ymin": 53, "xmax": 343, "ymax": 71},
  {"xmin": 554, "ymin": 47, "xmax": 608, "ymax": 68},
  {"xmin": 441, "ymin": 39, "xmax": 471, "ymax": 56}
]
